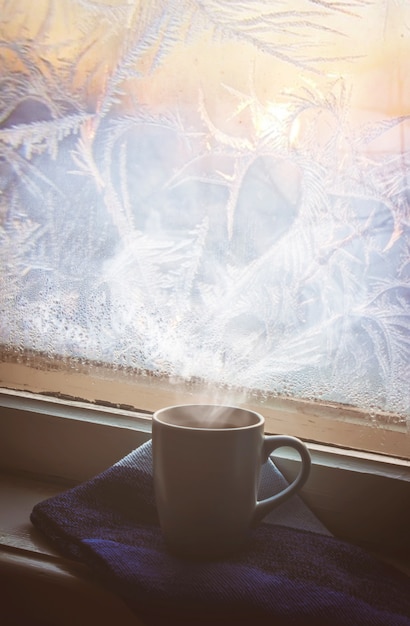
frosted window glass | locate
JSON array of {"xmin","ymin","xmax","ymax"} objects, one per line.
[{"xmin": 0, "ymin": 1, "xmax": 409, "ymax": 420}]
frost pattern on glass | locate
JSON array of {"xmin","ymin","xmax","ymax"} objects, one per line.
[{"xmin": 0, "ymin": 0, "xmax": 409, "ymax": 420}]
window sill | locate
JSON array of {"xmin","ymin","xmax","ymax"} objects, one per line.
[
  {"xmin": 0, "ymin": 387, "xmax": 409, "ymax": 616},
  {"xmin": 0, "ymin": 464, "xmax": 408, "ymax": 626},
  {"xmin": 0, "ymin": 472, "xmax": 144, "ymax": 626}
]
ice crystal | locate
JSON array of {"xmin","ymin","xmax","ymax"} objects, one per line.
[{"xmin": 0, "ymin": 0, "xmax": 409, "ymax": 421}]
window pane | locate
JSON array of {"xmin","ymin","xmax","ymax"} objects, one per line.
[{"xmin": 0, "ymin": 1, "xmax": 409, "ymax": 426}]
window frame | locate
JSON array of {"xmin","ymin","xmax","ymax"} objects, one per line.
[{"xmin": 0, "ymin": 350, "xmax": 408, "ymax": 460}]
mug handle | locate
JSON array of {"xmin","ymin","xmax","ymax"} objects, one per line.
[{"xmin": 253, "ymin": 435, "xmax": 311, "ymax": 525}]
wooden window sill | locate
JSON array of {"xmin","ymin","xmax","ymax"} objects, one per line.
[
  {"xmin": 1, "ymin": 469, "xmax": 409, "ymax": 626},
  {"xmin": 0, "ymin": 391, "xmax": 409, "ymax": 625},
  {"xmin": 0, "ymin": 472, "xmax": 144, "ymax": 626}
]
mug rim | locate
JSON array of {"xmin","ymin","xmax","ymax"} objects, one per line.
[{"xmin": 153, "ymin": 404, "xmax": 264, "ymax": 431}]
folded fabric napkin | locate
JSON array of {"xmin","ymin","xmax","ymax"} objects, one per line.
[{"xmin": 31, "ymin": 441, "xmax": 410, "ymax": 625}]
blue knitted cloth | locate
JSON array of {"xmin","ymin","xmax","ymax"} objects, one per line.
[{"xmin": 31, "ymin": 441, "xmax": 410, "ymax": 625}]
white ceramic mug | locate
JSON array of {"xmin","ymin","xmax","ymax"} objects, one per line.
[{"xmin": 152, "ymin": 404, "xmax": 311, "ymax": 558}]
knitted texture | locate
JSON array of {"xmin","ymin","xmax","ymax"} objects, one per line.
[{"xmin": 31, "ymin": 441, "xmax": 410, "ymax": 625}]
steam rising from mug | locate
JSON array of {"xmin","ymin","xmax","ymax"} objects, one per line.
[
  {"xmin": 152, "ymin": 404, "xmax": 311, "ymax": 559},
  {"xmin": 157, "ymin": 404, "xmax": 251, "ymax": 429}
]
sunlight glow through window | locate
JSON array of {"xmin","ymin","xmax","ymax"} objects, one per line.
[{"xmin": 0, "ymin": 1, "xmax": 409, "ymax": 427}]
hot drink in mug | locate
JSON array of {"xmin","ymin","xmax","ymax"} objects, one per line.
[{"xmin": 152, "ymin": 404, "xmax": 311, "ymax": 558}]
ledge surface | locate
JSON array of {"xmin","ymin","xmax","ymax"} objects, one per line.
[{"xmin": 0, "ymin": 472, "xmax": 144, "ymax": 626}]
